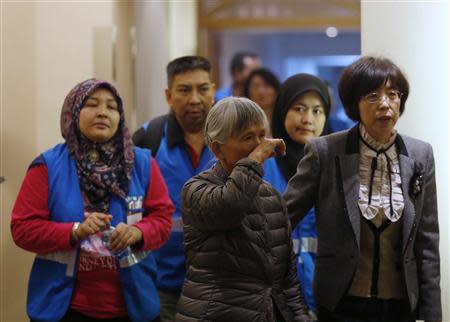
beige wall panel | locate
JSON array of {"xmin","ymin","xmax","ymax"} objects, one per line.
[
  {"xmin": 1, "ymin": 3, "xmax": 38, "ymax": 321},
  {"xmin": 134, "ymin": 2, "xmax": 169, "ymax": 126},
  {"xmin": 34, "ymin": 2, "xmax": 114, "ymax": 152},
  {"xmin": 93, "ymin": 26, "xmax": 114, "ymax": 82},
  {"xmin": 1, "ymin": 2, "xmax": 114, "ymax": 321},
  {"xmin": 113, "ymin": 3, "xmax": 135, "ymax": 132}
]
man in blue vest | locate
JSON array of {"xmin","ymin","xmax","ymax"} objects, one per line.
[{"xmin": 133, "ymin": 56, "xmax": 216, "ymax": 322}]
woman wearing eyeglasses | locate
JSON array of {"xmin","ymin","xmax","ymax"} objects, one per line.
[{"xmin": 284, "ymin": 56, "xmax": 441, "ymax": 322}]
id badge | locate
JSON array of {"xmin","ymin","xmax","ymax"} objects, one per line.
[{"xmin": 126, "ymin": 196, "xmax": 144, "ymax": 225}]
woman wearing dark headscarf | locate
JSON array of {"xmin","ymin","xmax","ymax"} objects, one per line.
[
  {"xmin": 263, "ymin": 73, "xmax": 331, "ymax": 319},
  {"xmin": 11, "ymin": 79, "xmax": 174, "ymax": 322}
]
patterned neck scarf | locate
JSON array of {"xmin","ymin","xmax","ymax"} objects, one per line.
[{"xmin": 61, "ymin": 79, "xmax": 134, "ymax": 213}]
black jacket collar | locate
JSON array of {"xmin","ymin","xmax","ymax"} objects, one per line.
[{"xmin": 166, "ymin": 113, "xmax": 186, "ymax": 149}]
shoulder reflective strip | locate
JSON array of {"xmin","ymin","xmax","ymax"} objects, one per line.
[
  {"xmin": 118, "ymin": 250, "xmax": 150, "ymax": 268},
  {"xmin": 171, "ymin": 217, "xmax": 183, "ymax": 232},
  {"xmin": 300, "ymin": 237, "xmax": 317, "ymax": 253},
  {"xmin": 36, "ymin": 250, "xmax": 77, "ymax": 277}
]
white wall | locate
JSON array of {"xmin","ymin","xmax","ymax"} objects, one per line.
[
  {"xmin": 362, "ymin": 1, "xmax": 449, "ymax": 321},
  {"xmin": 168, "ymin": 1, "xmax": 198, "ymax": 60},
  {"xmin": 1, "ymin": 4, "xmax": 39, "ymax": 319},
  {"xmin": 34, "ymin": 2, "xmax": 114, "ymax": 151},
  {"xmin": 133, "ymin": 1, "xmax": 169, "ymax": 127},
  {"xmin": 133, "ymin": 1, "xmax": 198, "ymax": 128}
]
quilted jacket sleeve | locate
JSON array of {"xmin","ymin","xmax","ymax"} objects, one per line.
[{"xmin": 181, "ymin": 158, "xmax": 263, "ymax": 231}]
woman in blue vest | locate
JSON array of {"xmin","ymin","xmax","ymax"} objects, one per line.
[
  {"xmin": 264, "ymin": 74, "xmax": 331, "ymax": 320},
  {"xmin": 11, "ymin": 79, "xmax": 174, "ymax": 322}
]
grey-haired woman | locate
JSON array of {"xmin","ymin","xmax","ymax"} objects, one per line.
[{"xmin": 175, "ymin": 97, "xmax": 311, "ymax": 322}]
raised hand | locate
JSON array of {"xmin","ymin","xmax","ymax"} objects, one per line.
[{"xmin": 248, "ymin": 138, "xmax": 286, "ymax": 165}]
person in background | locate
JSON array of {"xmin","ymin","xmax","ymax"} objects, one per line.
[
  {"xmin": 215, "ymin": 51, "xmax": 262, "ymax": 101},
  {"xmin": 285, "ymin": 56, "xmax": 441, "ymax": 322},
  {"xmin": 263, "ymin": 73, "xmax": 331, "ymax": 320},
  {"xmin": 11, "ymin": 79, "xmax": 174, "ymax": 322},
  {"xmin": 176, "ymin": 97, "xmax": 311, "ymax": 322},
  {"xmin": 132, "ymin": 56, "xmax": 216, "ymax": 322},
  {"xmin": 243, "ymin": 67, "xmax": 281, "ymax": 135}
]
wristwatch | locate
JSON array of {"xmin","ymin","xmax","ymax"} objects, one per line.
[{"xmin": 71, "ymin": 222, "xmax": 81, "ymax": 243}]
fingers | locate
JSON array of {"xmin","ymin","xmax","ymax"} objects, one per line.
[
  {"xmin": 109, "ymin": 223, "xmax": 130, "ymax": 251},
  {"xmin": 264, "ymin": 138, "xmax": 286, "ymax": 157},
  {"xmin": 273, "ymin": 139, "xmax": 286, "ymax": 156},
  {"xmin": 76, "ymin": 213, "xmax": 144, "ymax": 254},
  {"xmin": 249, "ymin": 138, "xmax": 286, "ymax": 164},
  {"xmin": 109, "ymin": 224, "xmax": 142, "ymax": 252},
  {"xmin": 77, "ymin": 212, "xmax": 112, "ymax": 239},
  {"xmin": 93, "ymin": 212, "xmax": 113, "ymax": 225},
  {"xmin": 91, "ymin": 215, "xmax": 109, "ymax": 230}
]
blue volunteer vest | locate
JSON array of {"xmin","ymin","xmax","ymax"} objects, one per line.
[
  {"xmin": 152, "ymin": 123, "xmax": 215, "ymax": 292},
  {"xmin": 263, "ymin": 157, "xmax": 318, "ymax": 313},
  {"xmin": 27, "ymin": 143, "xmax": 159, "ymax": 322}
]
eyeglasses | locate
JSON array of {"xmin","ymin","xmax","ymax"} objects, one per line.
[{"xmin": 363, "ymin": 89, "xmax": 403, "ymax": 103}]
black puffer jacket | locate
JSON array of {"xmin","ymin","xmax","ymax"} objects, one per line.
[{"xmin": 175, "ymin": 158, "xmax": 311, "ymax": 322}]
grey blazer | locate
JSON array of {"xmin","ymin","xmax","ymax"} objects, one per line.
[{"xmin": 284, "ymin": 125, "xmax": 441, "ymax": 321}]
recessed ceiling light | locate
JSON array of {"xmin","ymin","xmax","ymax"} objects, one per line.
[{"xmin": 326, "ymin": 26, "xmax": 339, "ymax": 38}]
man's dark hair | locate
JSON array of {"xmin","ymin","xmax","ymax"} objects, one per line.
[
  {"xmin": 166, "ymin": 56, "xmax": 211, "ymax": 87},
  {"xmin": 338, "ymin": 56, "xmax": 409, "ymax": 122},
  {"xmin": 230, "ymin": 51, "xmax": 259, "ymax": 75}
]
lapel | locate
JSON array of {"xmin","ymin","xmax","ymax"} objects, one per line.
[
  {"xmin": 338, "ymin": 129, "xmax": 418, "ymax": 252},
  {"xmin": 396, "ymin": 135, "xmax": 417, "ymax": 253},
  {"xmin": 337, "ymin": 125, "xmax": 361, "ymax": 248}
]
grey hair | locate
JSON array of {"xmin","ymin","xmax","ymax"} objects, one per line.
[{"xmin": 204, "ymin": 97, "xmax": 269, "ymax": 149}]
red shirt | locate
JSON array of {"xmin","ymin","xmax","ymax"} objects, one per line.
[
  {"xmin": 185, "ymin": 142, "xmax": 201, "ymax": 169},
  {"xmin": 11, "ymin": 158, "xmax": 174, "ymax": 318}
]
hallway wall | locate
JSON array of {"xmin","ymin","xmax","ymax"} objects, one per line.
[
  {"xmin": 0, "ymin": 2, "xmax": 131, "ymax": 320},
  {"xmin": 133, "ymin": 1, "xmax": 198, "ymax": 128},
  {"xmin": 362, "ymin": 1, "xmax": 449, "ymax": 320}
]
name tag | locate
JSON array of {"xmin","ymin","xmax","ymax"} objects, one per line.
[
  {"xmin": 125, "ymin": 196, "xmax": 144, "ymax": 225},
  {"xmin": 127, "ymin": 212, "xmax": 143, "ymax": 225}
]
